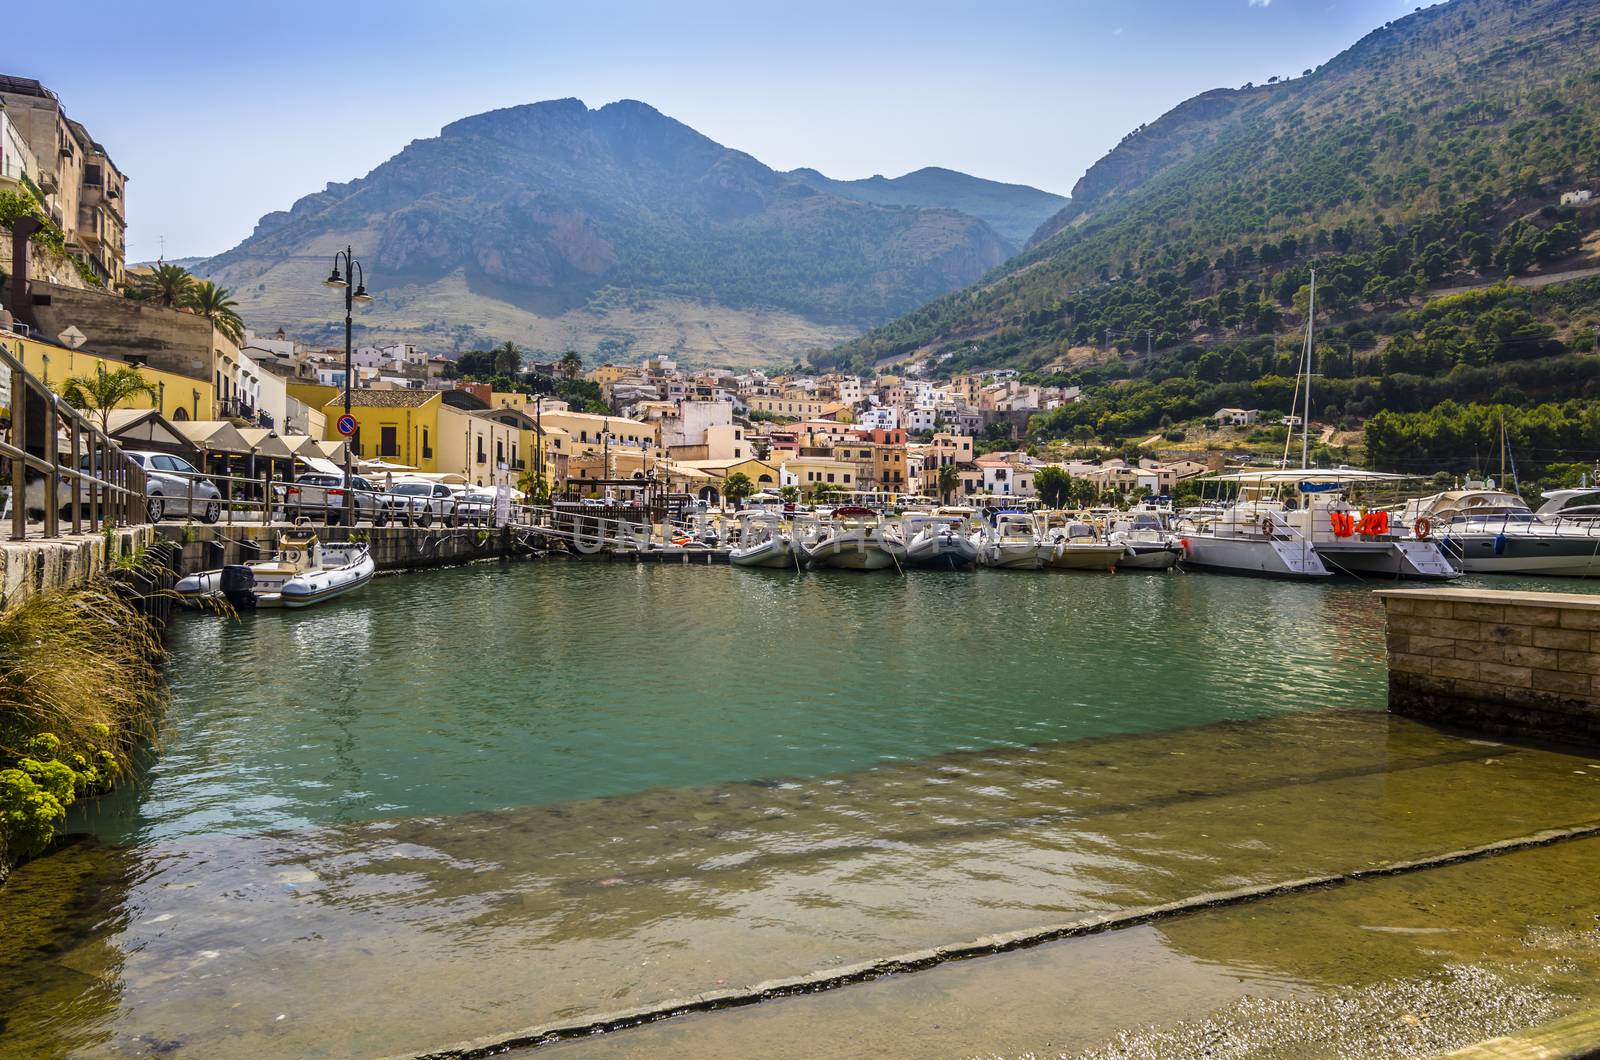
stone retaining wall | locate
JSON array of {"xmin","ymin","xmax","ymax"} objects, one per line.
[
  {"xmin": 1379, "ymin": 588, "xmax": 1600, "ymax": 744},
  {"xmin": 0, "ymin": 526, "xmax": 156, "ymax": 610},
  {"xmin": 159, "ymin": 523, "xmax": 530, "ymax": 574}
]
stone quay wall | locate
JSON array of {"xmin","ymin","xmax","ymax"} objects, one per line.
[
  {"xmin": 1379, "ymin": 588, "xmax": 1600, "ymax": 744},
  {"xmin": 159, "ymin": 523, "xmax": 530, "ymax": 574},
  {"xmin": 0, "ymin": 526, "xmax": 156, "ymax": 610}
]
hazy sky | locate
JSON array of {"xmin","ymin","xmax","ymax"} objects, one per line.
[{"xmin": 9, "ymin": 0, "xmax": 1429, "ymax": 263}]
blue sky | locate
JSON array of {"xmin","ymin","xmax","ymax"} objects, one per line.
[{"xmin": 9, "ymin": 0, "xmax": 1428, "ymax": 262}]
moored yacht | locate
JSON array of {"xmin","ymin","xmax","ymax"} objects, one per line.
[
  {"xmin": 1224, "ymin": 470, "xmax": 1459, "ymax": 580},
  {"xmin": 1176, "ymin": 499, "xmax": 1331, "ymax": 579},
  {"xmin": 1402, "ymin": 481, "xmax": 1600, "ymax": 576}
]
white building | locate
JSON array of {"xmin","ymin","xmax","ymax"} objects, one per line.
[{"xmin": 1213, "ymin": 407, "xmax": 1260, "ymax": 426}]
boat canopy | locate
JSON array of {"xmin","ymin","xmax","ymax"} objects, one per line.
[{"xmin": 1203, "ymin": 468, "xmax": 1419, "ymax": 484}]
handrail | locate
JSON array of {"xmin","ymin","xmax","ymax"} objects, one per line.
[{"xmin": 0, "ymin": 338, "xmax": 148, "ymax": 541}]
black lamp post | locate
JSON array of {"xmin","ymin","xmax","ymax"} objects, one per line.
[{"xmin": 323, "ymin": 246, "xmax": 372, "ymax": 522}]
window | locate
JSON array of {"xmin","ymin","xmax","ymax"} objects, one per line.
[
  {"xmin": 151, "ymin": 455, "xmax": 179, "ymax": 471},
  {"xmin": 843, "ymin": 474, "xmax": 852, "ymax": 483},
  {"xmin": 826, "ymin": 473, "xmax": 835, "ymax": 483},
  {"xmin": 496, "ymin": 440, "xmax": 504, "ymax": 465},
  {"xmin": 380, "ymin": 426, "xmax": 399, "ymax": 457},
  {"xmin": 422, "ymin": 427, "xmax": 432, "ymax": 459},
  {"xmin": 476, "ymin": 437, "xmax": 486, "ymax": 463}
]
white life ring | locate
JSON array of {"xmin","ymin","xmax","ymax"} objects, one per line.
[{"xmin": 284, "ymin": 548, "xmax": 302, "ymax": 563}]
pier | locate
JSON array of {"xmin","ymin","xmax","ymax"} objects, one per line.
[{"xmin": 1380, "ymin": 587, "xmax": 1600, "ymax": 744}]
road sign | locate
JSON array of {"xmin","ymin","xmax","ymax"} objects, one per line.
[
  {"xmin": 336, "ymin": 414, "xmax": 358, "ymax": 437},
  {"xmin": 57, "ymin": 325, "xmax": 86, "ymax": 349}
]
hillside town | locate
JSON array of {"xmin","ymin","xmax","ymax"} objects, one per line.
[{"xmin": 2, "ymin": 75, "xmax": 1217, "ymax": 513}]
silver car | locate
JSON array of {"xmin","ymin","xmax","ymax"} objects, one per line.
[{"xmin": 126, "ymin": 451, "xmax": 223, "ymax": 523}]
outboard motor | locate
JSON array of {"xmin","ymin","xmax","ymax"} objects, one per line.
[{"xmin": 221, "ymin": 565, "xmax": 257, "ymax": 609}]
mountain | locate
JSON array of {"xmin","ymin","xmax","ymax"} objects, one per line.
[
  {"xmin": 784, "ymin": 166, "xmax": 1067, "ymax": 248},
  {"xmin": 199, "ymin": 99, "xmax": 1032, "ymax": 365},
  {"xmin": 823, "ymin": 0, "xmax": 1600, "ymax": 403}
]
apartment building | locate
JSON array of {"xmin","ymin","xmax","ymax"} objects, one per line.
[{"xmin": 0, "ymin": 75, "xmax": 128, "ymax": 288}]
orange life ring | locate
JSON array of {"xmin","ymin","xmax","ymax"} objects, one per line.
[{"xmin": 1413, "ymin": 516, "xmax": 1432, "ymax": 541}]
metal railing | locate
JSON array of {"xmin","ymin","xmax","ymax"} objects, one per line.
[{"xmin": 1, "ymin": 339, "xmax": 148, "ymax": 541}]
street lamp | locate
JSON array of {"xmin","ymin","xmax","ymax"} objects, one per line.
[{"xmin": 324, "ymin": 246, "xmax": 372, "ymax": 522}]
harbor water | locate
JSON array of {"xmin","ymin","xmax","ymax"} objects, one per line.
[{"xmin": 3, "ymin": 562, "xmax": 1599, "ymax": 1057}]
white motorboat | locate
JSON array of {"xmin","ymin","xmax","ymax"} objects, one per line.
[
  {"xmin": 804, "ymin": 507, "xmax": 906, "ymax": 571},
  {"xmin": 1103, "ymin": 504, "xmax": 1183, "ymax": 571},
  {"xmin": 729, "ymin": 512, "xmax": 799, "ymax": 569},
  {"xmin": 1036, "ymin": 511, "xmax": 1126, "ymax": 572},
  {"xmin": 221, "ymin": 527, "xmax": 375, "ymax": 608},
  {"xmin": 1400, "ymin": 481, "xmax": 1600, "ymax": 577},
  {"xmin": 974, "ymin": 510, "xmax": 1049, "ymax": 570},
  {"xmin": 902, "ymin": 510, "xmax": 979, "ymax": 570}
]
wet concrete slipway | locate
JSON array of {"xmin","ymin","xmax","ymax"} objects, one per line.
[{"xmin": 3, "ymin": 563, "xmax": 1600, "ymax": 1058}]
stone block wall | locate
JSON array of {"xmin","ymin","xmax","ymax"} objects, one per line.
[
  {"xmin": 0, "ymin": 526, "xmax": 154, "ymax": 610},
  {"xmin": 1380, "ymin": 588, "xmax": 1600, "ymax": 744}
]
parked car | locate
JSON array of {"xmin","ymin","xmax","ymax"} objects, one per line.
[
  {"xmin": 279, "ymin": 472, "xmax": 387, "ymax": 525},
  {"xmin": 125, "ymin": 451, "xmax": 224, "ymax": 523},
  {"xmin": 451, "ymin": 485, "xmax": 497, "ymax": 525},
  {"xmin": 385, "ymin": 480, "xmax": 459, "ymax": 527}
]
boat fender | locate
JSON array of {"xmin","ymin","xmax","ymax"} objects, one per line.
[{"xmin": 1494, "ymin": 532, "xmax": 1507, "ymax": 556}]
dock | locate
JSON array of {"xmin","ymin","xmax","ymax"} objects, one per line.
[{"xmin": 1379, "ymin": 587, "xmax": 1600, "ymax": 744}]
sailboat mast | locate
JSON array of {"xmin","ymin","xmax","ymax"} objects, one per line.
[{"xmin": 1301, "ymin": 269, "xmax": 1315, "ymax": 470}]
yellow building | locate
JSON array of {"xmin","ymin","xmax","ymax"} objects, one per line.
[
  {"xmin": 16, "ymin": 335, "xmax": 216, "ymax": 422},
  {"xmin": 585, "ymin": 364, "xmax": 630, "ymax": 386}
]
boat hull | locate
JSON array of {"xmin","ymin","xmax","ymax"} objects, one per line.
[
  {"xmin": 1179, "ymin": 534, "xmax": 1331, "ymax": 579},
  {"xmin": 904, "ymin": 534, "xmax": 978, "ymax": 570},
  {"xmin": 730, "ymin": 537, "xmax": 797, "ymax": 569},
  {"xmin": 223, "ymin": 554, "xmax": 376, "ymax": 608},
  {"xmin": 978, "ymin": 541, "xmax": 1047, "ymax": 570},
  {"xmin": 1314, "ymin": 539, "xmax": 1459, "ymax": 580},
  {"xmin": 1441, "ymin": 532, "xmax": 1600, "ymax": 577},
  {"xmin": 1045, "ymin": 544, "xmax": 1125, "ymax": 571},
  {"xmin": 174, "ymin": 569, "xmax": 223, "ymax": 605},
  {"xmin": 1114, "ymin": 544, "xmax": 1182, "ymax": 571},
  {"xmin": 806, "ymin": 543, "xmax": 900, "ymax": 570}
]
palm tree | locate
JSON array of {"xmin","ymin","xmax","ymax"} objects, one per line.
[
  {"xmin": 60, "ymin": 364, "xmax": 160, "ymax": 434},
  {"xmin": 131, "ymin": 263, "xmax": 195, "ymax": 307},
  {"xmin": 493, "ymin": 340, "xmax": 524, "ymax": 377},
  {"xmin": 936, "ymin": 462, "xmax": 961, "ymax": 504},
  {"xmin": 184, "ymin": 280, "xmax": 245, "ymax": 345},
  {"xmin": 811, "ymin": 481, "xmax": 841, "ymax": 503},
  {"xmin": 721, "ymin": 471, "xmax": 755, "ymax": 509},
  {"xmin": 559, "ymin": 350, "xmax": 583, "ymax": 380}
]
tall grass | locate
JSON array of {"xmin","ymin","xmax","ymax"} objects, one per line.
[{"xmin": 0, "ymin": 573, "xmax": 168, "ymax": 861}]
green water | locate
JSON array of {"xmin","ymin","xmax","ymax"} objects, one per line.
[
  {"xmin": 5, "ymin": 561, "xmax": 1600, "ymax": 1058},
  {"xmin": 77, "ymin": 562, "xmax": 1391, "ymax": 844}
]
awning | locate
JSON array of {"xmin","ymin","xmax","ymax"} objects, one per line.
[
  {"xmin": 283, "ymin": 435, "xmax": 324, "ymax": 458},
  {"xmin": 170, "ymin": 419, "xmax": 253, "ymax": 455},
  {"xmin": 358, "ymin": 458, "xmax": 417, "ymax": 472},
  {"xmin": 316, "ymin": 439, "xmax": 349, "ymax": 462},
  {"xmin": 236, "ymin": 428, "xmax": 295, "ymax": 460},
  {"xmin": 102, "ymin": 409, "xmax": 202, "ymax": 457},
  {"xmin": 301, "ymin": 455, "xmax": 344, "ymax": 476}
]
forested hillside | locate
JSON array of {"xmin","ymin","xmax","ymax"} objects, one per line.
[{"xmin": 818, "ymin": 0, "xmax": 1600, "ymax": 408}]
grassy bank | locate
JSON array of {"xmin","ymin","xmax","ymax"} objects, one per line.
[{"xmin": 0, "ymin": 571, "xmax": 167, "ymax": 875}]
